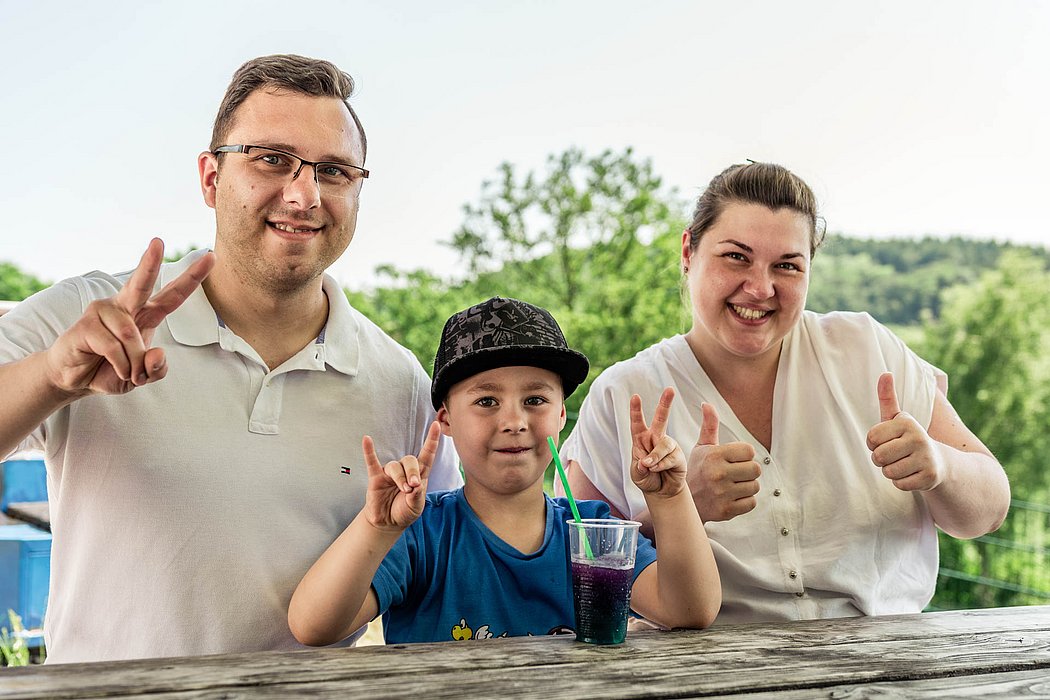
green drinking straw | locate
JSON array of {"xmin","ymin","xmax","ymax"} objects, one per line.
[{"xmin": 547, "ymin": 436, "xmax": 594, "ymax": 559}]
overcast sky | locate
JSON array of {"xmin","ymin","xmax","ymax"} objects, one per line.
[{"xmin": 1, "ymin": 0, "xmax": 1047, "ymax": 291}]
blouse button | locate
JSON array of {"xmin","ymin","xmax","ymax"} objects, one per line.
[
  {"xmin": 789, "ymin": 570, "xmax": 798, "ymax": 579},
  {"xmin": 773, "ymin": 489, "xmax": 782, "ymax": 497},
  {"xmin": 763, "ymin": 457, "xmax": 771, "ymax": 465},
  {"xmin": 780, "ymin": 527, "xmax": 789, "ymax": 536}
]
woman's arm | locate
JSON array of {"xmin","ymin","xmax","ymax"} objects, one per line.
[
  {"xmin": 921, "ymin": 390, "xmax": 1010, "ymax": 538},
  {"xmin": 868, "ymin": 373, "xmax": 1010, "ymax": 539},
  {"xmin": 630, "ymin": 490, "xmax": 721, "ymax": 629}
]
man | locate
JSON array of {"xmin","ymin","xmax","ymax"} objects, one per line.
[{"xmin": 0, "ymin": 54, "xmax": 462, "ymax": 663}]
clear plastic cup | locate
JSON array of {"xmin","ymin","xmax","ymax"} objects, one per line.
[{"xmin": 568, "ymin": 519, "xmax": 641, "ymax": 645}]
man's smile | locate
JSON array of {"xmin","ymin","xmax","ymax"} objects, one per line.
[{"xmin": 270, "ymin": 221, "xmax": 322, "ymax": 234}]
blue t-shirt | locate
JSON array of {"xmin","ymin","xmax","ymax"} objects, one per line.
[{"xmin": 371, "ymin": 488, "xmax": 658, "ymax": 643}]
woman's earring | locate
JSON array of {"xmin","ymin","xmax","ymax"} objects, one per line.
[{"xmin": 683, "ymin": 265, "xmax": 689, "ymax": 274}]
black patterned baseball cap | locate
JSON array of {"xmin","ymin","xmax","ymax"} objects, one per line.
[{"xmin": 431, "ymin": 297, "xmax": 590, "ymax": 409}]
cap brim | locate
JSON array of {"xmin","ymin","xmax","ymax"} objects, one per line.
[{"xmin": 431, "ymin": 346, "xmax": 589, "ymax": 409}]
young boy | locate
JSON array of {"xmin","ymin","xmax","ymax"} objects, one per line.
[{"xmin": 288, "ymin": 297, "xmax": 720, "ymax": 644}]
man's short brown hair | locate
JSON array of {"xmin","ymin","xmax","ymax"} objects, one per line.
[{"xmin": 210, "ymin": 54, "xmax": 367, "ymax": 160}]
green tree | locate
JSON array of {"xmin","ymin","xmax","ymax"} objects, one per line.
[
  {"xmin": 0, "ymin": 262, "xmax": 48, "ymax": 302},
  {"xmin": 448, "ymin": 148, "xmax": 690, "ymax": 382},
  {"xmin": 920, "ymin": 251, "xmax": 1050, "ymax": 609},
  {"xmin": 919, "ymin": 251, "xmax": 1050, "ymax": 497},
  {"xmin": 351, "ymin": 147, "xmax": 691, "ymax": 406}
]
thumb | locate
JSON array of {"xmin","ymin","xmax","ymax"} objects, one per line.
[
  {"xmin": 877, "ymin": 372, "xmax": 901, "ymax": 422},
  {"xmin": 697, "ymin": 402, "xmax": 720, "ymax": 446}
]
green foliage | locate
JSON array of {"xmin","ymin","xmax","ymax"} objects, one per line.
[
  {"xmin": 0, "ymin": 610, "xmax": 30, "ymax": 667},
  {"xmin": 349, "ymin": 147, "xmax": 692, "ymax": 424},
  {"xmin": 918, "ymin": 252, "xmax": 1050, "ymax": 499},
  {"xmin": 0, "ymin": 262, "xmax": 48, "ymax": 302},
  {"xmin": 918, "ymin": 253, "xmax": 1050, "ymax": 610}
]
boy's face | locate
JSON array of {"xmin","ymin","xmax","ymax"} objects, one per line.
[{"xmin": 437, "ymin": 365, "xmax": 567, "ymax": 499}]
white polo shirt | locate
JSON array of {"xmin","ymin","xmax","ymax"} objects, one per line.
[
  {"xmin": 0, "ymin": 250, "xmax": 462, "ymax": 662},
  {"xmin": 562, "ymin": 311, "xmax": 944, "ymax": 623}
]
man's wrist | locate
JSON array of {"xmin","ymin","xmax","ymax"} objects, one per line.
[{"xmin": 38, "ymin": 349, "xmax": 89, "ymax": 403}]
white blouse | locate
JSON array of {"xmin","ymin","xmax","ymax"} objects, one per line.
[{"xmin": 561, "ymin": 311, "xmax": 945, "ymax": 623}]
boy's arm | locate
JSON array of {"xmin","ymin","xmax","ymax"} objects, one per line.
[
  {"xmin": 287, "ymin": 423, "xmax": 439, "ymax": 646},
  {"xmin": 630, "ymin": 490, "xmax": 720, "ymax": 630},
  {"xmin": 287, "ymin": 511, "xmax": 398, "ymax": 645},
  {"xmin": 617, "ymin": 388, "xmax": 721, "ymax": 629}
]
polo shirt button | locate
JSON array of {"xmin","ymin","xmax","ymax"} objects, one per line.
[
  {"xmin": 773, "ymin": 489, "xmax": 782, "ymax": 497},
  {"xmin": 781, "ymin": 527, "xmax": 789, "ymax": 536},
  {"xmin": 763, "ymin": 457, "xmax": 771, "ymax": 465}
]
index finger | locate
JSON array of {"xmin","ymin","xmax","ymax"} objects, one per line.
[
  {"xmin": 877, "ymin": 372, "xmax": 901, "ymax": 422},
  {"xmin": 135, "ymin": 252, "xmax": 216, "ymax": 331},
  {"xmin": 648, "ymin": 387, "xmax": 675, "ymax": 438},
  {"xmin": 629, "ymin": 394, "xmax": 648, "ymax": 439},
  {"xmin": 415, "ymin": 421, "xmax": 441, "ymax": 478},
  {"xmin": 116, "ymin": 239, "xmax": 164, "ymax": 312}
]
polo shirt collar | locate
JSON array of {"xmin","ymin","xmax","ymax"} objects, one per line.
[
  {"xmin": 316, "ymin": 273, "xmax": 360, "ymax": 376},
  {"xmin": 162, "ymin": 250, "xmax": 221, "ymax": 348},
  {"xmin": 162, "ymin": 249, "xmax": 361, "ymax": 377}
]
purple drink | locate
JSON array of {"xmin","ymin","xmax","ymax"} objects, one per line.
[{"xmin": 571, "ymin": 556, "xmax": 634, "ymax": 644}]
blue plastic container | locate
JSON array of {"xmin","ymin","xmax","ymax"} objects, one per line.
[
  {"xmin": 1, "ymin": 459, "xmax": 48, "ymax": 511},
  {"xmin": 0, "ymin": 524, "xmax": 51, "ymax": 647}
]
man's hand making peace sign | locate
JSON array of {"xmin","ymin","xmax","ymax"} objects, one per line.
[{"xmin": 44, "ymin": 238, "xmax": 215, "ymax": 397}]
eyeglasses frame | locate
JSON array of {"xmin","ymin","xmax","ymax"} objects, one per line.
[{"xmin": 212, "ymin": 144, "xmax": 370, "ymax": 189}]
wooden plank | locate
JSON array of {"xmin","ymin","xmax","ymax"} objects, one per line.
[
  {"xmin": 1, "ymin": 607, "xmax": 1048, "ymax": 699},
  {"xmin": 715, "ymin": 668, "xmax": 1050, "ymax": 699}
]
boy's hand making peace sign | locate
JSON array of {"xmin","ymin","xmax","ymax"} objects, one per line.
[{"xmin": 629, "ymin": 387, "xmax": 688, "ymax": 499}]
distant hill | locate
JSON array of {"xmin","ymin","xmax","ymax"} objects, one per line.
[{"xmin": 807, "ymin": 234, "xmax": 1049, "ymax": 326}]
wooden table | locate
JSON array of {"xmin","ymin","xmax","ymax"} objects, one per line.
[
  {"xmin": 3, "ymin": 502, "xmax": 50, "ymax": 532},
  {"xmin": 2, "ymin": 605, "xmax": 1048, "ymax": 698}
]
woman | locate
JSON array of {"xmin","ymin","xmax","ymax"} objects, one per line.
[{"xmin": 559, "ymin": 161, "xmax": 1009, "ymax": 623}]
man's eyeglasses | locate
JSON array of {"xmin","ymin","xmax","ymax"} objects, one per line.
[{"xmin": 213, "ymin": 145, "xmax": 369, "ymax": 196}]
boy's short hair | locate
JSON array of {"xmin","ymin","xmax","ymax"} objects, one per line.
[{"xmin": 431, "ymin": 297, "xmax": 589, "ymax": 410}]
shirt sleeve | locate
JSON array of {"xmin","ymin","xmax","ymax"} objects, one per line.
[
  {"xmin": 0, "ymin": 277, "xmax": 99, "ymax": 456},
  {"xmin": 867, "ymin": 314, "xmax": 944, "ymax": 429}
]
